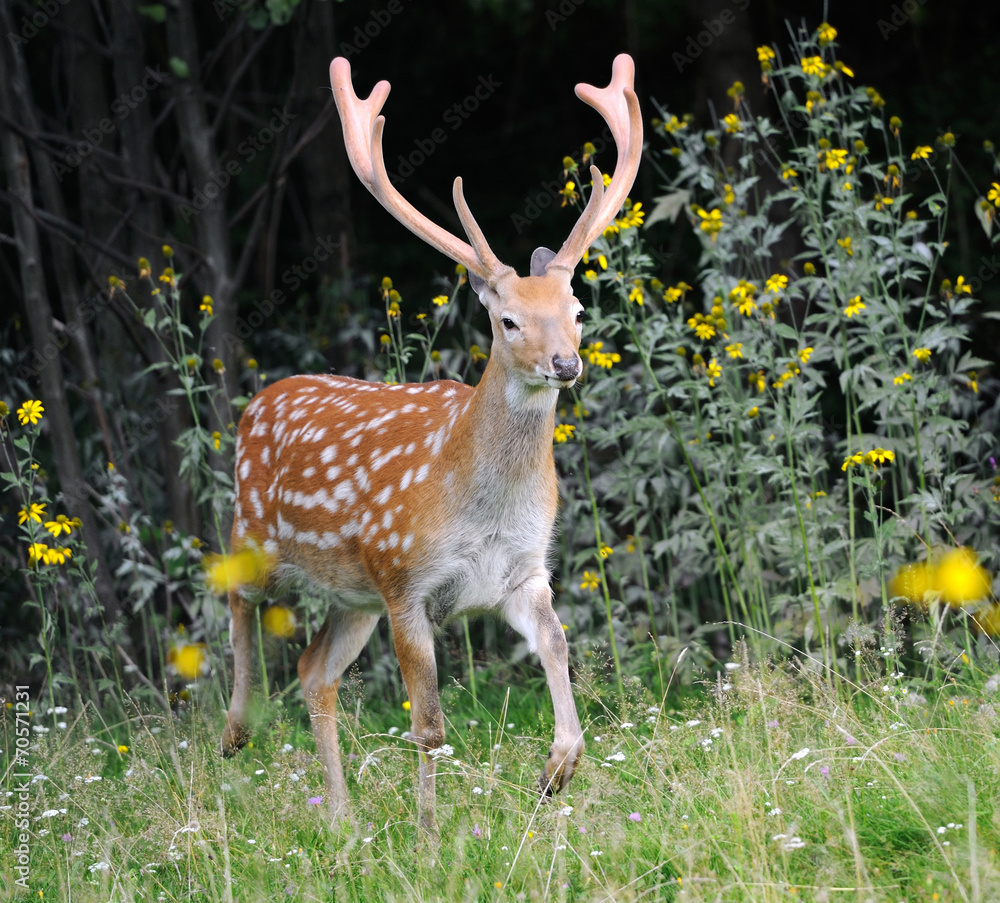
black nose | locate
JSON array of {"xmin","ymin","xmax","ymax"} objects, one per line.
[{"xmin": 552, "ymin": 355, "xmax": 581, "ymax": 382}]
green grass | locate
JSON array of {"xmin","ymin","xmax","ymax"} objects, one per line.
[{"xmin": 5, "ymin": 650, "xmax": 999, "ymax": 901}]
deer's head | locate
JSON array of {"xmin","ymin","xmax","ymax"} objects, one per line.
[{"xmin": 330, "ymin": 55, "xmax": 642, "ymax": 393}]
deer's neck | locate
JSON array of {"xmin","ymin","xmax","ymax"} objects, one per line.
[{"xmin": 448, "ymin": 358, "xmax": 558, "ymax": 499}]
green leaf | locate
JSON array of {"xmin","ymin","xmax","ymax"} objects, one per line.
[
  {"xmin": 169, "ymin": 57, "xmax": 190, "ymax": 79},
  {"xmin": 138, "ymin": 4, "xmax": 166, "ymax": 22}
]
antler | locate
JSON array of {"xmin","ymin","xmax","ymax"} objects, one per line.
[
  {"xmin": 330, "ymin": 58, "xmax": 512, "ymax": 284},
  {"xmin": 549, "ymin": 54, "xmax": 643, "ymax": 273}
]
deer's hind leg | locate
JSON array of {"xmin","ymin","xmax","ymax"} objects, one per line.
[{"xmin": 298, "ymin": 607, "xmax": 379, "ymax": 823}]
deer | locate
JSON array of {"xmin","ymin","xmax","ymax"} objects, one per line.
[{"xmin": 220, "ymin": 53, "xmax": 642, "ymax": 837}]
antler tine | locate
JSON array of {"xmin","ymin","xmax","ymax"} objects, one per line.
[
  {"xmin": 550, "ymin": 54, "xmax": 643, "ymax": 271},
  {"xmin": 453, "ymin": 177, "xmax": 511, "ymax": 282},
  {"xmin": 330, "ymin": 58, "xmax": 503, "ymax": 280}
]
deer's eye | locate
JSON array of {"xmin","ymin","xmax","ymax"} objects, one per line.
[
  {"xmin": 575, "ymin": 309, "xmax": 585, "ymax": 323},
  {"xmin": 501, "ymin": 317, "xmax": 518, "ymax": 330}
]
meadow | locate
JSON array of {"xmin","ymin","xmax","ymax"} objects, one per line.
[{"xmin": 3, "ymin": 19, "xmax": 1000, "ymax": 901}]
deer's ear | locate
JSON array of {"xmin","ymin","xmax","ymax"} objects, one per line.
[
  {"xmin": 469, "ymin": 271, "xmax": 487, "ymax": 295},
  {"xmin": 530, "ymin": 247, "xmax": 557, "ymax": 276}
]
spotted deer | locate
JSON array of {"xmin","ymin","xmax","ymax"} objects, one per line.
[{"xmin": 221, "ymin": 54, "xmax": 642, "ymax": 835}]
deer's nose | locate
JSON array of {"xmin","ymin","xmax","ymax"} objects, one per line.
[{"xmin": 552, "ymin": 354, "xmax": 581, "ymax": 382}]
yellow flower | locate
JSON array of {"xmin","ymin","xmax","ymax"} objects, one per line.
[
  {"xmin": 402, "ymin": 700, "xmax": 411, "ymax": 711},
  {"xmin": 722, "ymin": 183, "xmax": 735, "ymax": 205},
  {"xmin": 801, "ymin": 56, "xmax": 831, "ymax": 78},
  {"xmin": 625, "ymin": 535, "xmax": 637, "ymax": 554},
  {"xmin": 843, "ymin": 296, "xmax": 865, "ymax": 318},
  {"xmin": 874, "ymin": 195, "xmax": 893, "ymax": 211},
  {"xmin": 662, "ymin": 115, "xmax": 687, "ymax": 134},
  {"xmin": 822, "ymin": 148, "xmax": 849, "ymax": 170},
  {"xmin": 988, "ymin": 183, "xmax": 1000, "ymax": 207},
  {"xmin": 159, "ymin": 267, "xmax": 176, "ymax": 287},
  {"xmin": 204, "ymin": 546, "xmax": 275, "ymax": 594},
  {"xmin": 749, "ymin": 370, "xmax": 765, "ymax": 393},
  {"xmin": 387, "ymin": 301, "xmax": 401, "ymax": 318},
  {"xmin": 560, "ymin": 181, "xmax": 579, "ymax": 207},
  {"xmin": 781, "ymin": 167, "xmax": 799, "ymax": 181},
  {"xmin": 723, "ymin": 113, "xmax": 742, "ymax": 134},
  {"xmin": 834, "ymin": 60, "xmax": 854, "ymax": 78},
  {"xmin": 19, "ymin": 502, "xmax": 46, "ymax": 525},
  {"xmin": 162, "ymin": 244, "xmax": 174, "ymax": 258},
  {"xmin": 583, "ymin": 269, "xmax": 598, "ymax": 281},
  {"xmin": 470, "ymin": 344, "xmax": 488, "ymax": 363},
  {"xmin": 725, "ymin": 343, "xmax": 743, "ymax": 359},
  {"xmin": 42, "ymin": 545, "xmax": 72, "ymax": 565},
  {"xmin": 863, "ymin": 447, "xmax": 895, "ymax": 467},
  {"xmin": 599, "ymin": 543, "xmax": 613, "ymax": 559},
  {"xmin": 765, "ymin": 274, "xmax": 788, "ymax": 294},
  {"xmin": 695, "ymin": 207, "xmax": 724, "ymax": 241},
  {"xmin": 118, "ymin": 745, "xmax": 129, "ymax": 754},
  {"xmin": 757, "ymin": 45, "xmax": 776, "ymax": 63},
  {"xmin": 706, "ymin": 358, "xmax": 722, "ymax": 387},
  {"xmin": 262, "ymin": 605, "xmax": 296, "ymax": 639},
  {"xmin": 894, "ymin": 373, "xmax": 912, "ymax": 386},
  {"xmin": 138, "ymin": 257, "xmax": 151, "ymax": 278},
  {"xmin": 17, "ymin": 399, "xmax": 44, "ymax": 426},
  {"xmin": 747, "ymin": 406, "xmax": 760, "ymax": 418},
  {"xmin": 912, "ymin": 347, "xmax": 931, "ymax": 363},
  {"xmin": 580, "ymin": 570, "xmax": 600, "ymax": 592},
  {"xmin": 935, "ymin": 548, "xmax": 991, "ymax": 608},
  {"xmin": 199, "ymin": 296, "xmax": 213, "ymax": 316},
  {"xmin": 211, "ymin": 430, "xmax": 221, "ymax": 451},
  {"xmin": 911, "ymin": 145, "xmax": 933, "ymax": 161},
  {"xmin": 27, "ymin": 542, "xmax": 49, "ymax": 566},
  {"xmin": 617, "ymin": 202, "xmax": 644, "ymax": 229},
  {"xmin": 837, "ymin": 236, "xmax": 853, "ymax": 256},
  {"xmin": 380, "ymin": 334, "xmax": 391, "ymax": 346},
  {"xmin": 841, "ymin": 452, "xmax": 864, "ymax": 471},
  {"xmin": 954, "ymin": 275, "xmax": 972, "ymax": 295},
  {"xmin": 168, "ymin": 643, "xmax": 208, "ymax": 681},
  {"xmin": 628, "ymin": 283, "xmax": 644, "ymax": 306},
  {"xmin": 44, "ymin": 514, "xmax": 74, "ymax": 537},
  {"xmin": 694, "ymin": 321, "xmax": 715, "ymax": 340},
  {"xmin": 553, "ymin": 423, "xmax": 576, "ymax": 443},
  {"xmin": 794, "ymin": 347, "xmax": 812, "ymax": 364},
  {"xmin": 817, "ymin": 21, "xmax": 837, "ymax": 45}
]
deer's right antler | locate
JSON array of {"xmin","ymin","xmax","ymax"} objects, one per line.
[{"xmin": 330, "ymin": 58, "xmax": 512, "ymax": 285}]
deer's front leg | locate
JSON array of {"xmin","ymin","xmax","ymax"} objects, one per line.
[
  {"xmin": 505, "ymin": 574, "xmax": 584, "ymax": 796},
  {"xmin": 390, "ymin": 610, "xmax": 444, "ymax": 840},
  {"xmin": 221, "ymin": 589, "xmax": 255, "ymax": 756}
]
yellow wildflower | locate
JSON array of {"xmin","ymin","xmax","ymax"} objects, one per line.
[
  {"xmin": 44, "ymin": 514, "xmax": 74, "ymax": 537},
  {"xmin": 954, "ymin": 275, "xmax": 972, "ymax": 295},
  {"xmin": 894, "ymin": 373, "xmax": 913, "ymax": 386},
  {"xmin": 801, "ymin": 56, "xmax": 831, "ymax": 78},
  {"xmin": 822, "ymin": 148, "xmax": 849, "ymax": 170},
  {"xmin": 988, "ymin": 182, "xmax": 1000, "ymax": 207},
  {"xmin": 695, "ymin": 207, "xmax": 724, "ymax": 241},
  {"xmin": 19, "ymin": 502, "xmax": 46, "ymax": 525},
  {"xmin": 723, "ymin": 113, "xmax": 742, "ymax": 134},
  {"xmin": 599, "ymin": 543, "xmax": 613, "ymax": 559},
  {"xmin": 204, "ymin": 546, "xmax": 275, "ymax": 594},
  {"xmin": 169, "ymin": 643, "xmax": 208, "ymax": 681},
  {"xmin": 911, "ymin": 145, "xmax": 933, "ymax": 161},
  {"xmin": 725, "ymin": 343, "xmax": 743, "ymax": 359},
  {"xmin": 797, "ymin": 347, "xmax": 814, "ymax": 364},
  {"xmin": 706, "ymin": 358, "xmax": 722, "ymax": 386},
  {"xmin": 262, "ymin": 605, "xmax": 296, "ymax": 639},
  {"xmin": 553, "ymin": 423, "xmax": 576, "ymax": 443},
  {"xmin": 757, "ymin": 45, "xmax": 776, "ymax": 64},
  {"xmin": 580, "ymin": 570, "xmax": 600, "ymax": 592},
  {"xmin": 817, "ymin": 21, "xmax": 837, "ymax": 45},
  {"xmin": 837, "ymin": 236, "xmax": 853, "ymax": 256},
  {"xmin": 17, "ymin": 400, "xmax": 44, "ymax": 426},
  {"xmin": 913, "ymin": 347, "xmax": 932, "ymax": 363},
  {"xmin": 843, "ymin": 296, "xmax": 865, "ymax": 317},
  {"xmin": 200, "ymin": 296, "xmax": 213, "ymax": 316}
]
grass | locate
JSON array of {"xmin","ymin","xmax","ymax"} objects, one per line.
[{"xmin": 5, "ymin": 644, "xmax": 999, "ymax": 901}]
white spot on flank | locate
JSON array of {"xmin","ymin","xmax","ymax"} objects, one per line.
[
  {"xmin": 382, "ymin": 510, "xmax": 394, "ymax": 530},
  {"xmin": 414, "ymin": 462, "xmax": 430, "ymax": 484},
  {"xmin": 405, "ymin": 442, "xmax": 416, "ymax": 455},
  {"xmin": 354, "ymin": 467, "xmax": 371, "ymax": 492},
  {"xmin": 401, "ymin": 533, "xmax": 415, "ymax": 552},
  {"xmin": 264, "ymin": 539, "xmax": 278, "ymax": 555},
  {"xmin": 350, "ymin": 434, "xmax": 363, "ymax": 448},
  {"xmin": 388, "ymin": 531, "xmax": 399, "ymax": 548},
  {"xmin": 277, "ymin": 513, "xmax": 294, "ymax": 540},
  {"xmin": 347, "ymin": 453, "xmax": 359, "ymax": 466},
  {"xmin": 239, "ymin": 459, "xmax": 251, "ymax": 480},
  {"xmin": 320, "ymin": 445, "xmax": 339, "ymax": 464},
  {"xmin": 326, "ymin": 466, "xmax": 342, "ymax": 481},
  {"xmin": 262, "ymin": 446, "xmax": 271, "ymax": 466},
  {"xmin": 375, "ymin": 485, "xmax": 392, "ymax": 506},
  {"xmin": 400, "ymin": 468, "xmax": 414, "ymax": 491},
  {"xmin": 302, "ymin": 466, "xmax": 315, "ymax": 478},
  {"xmin": 249, "ymin": 489, "xmax": 264, "ymax": 519}
]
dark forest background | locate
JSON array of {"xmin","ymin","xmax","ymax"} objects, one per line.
[{"xmin": 1, "ymin": 0, "xmax": 998, "ymax": 631}]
